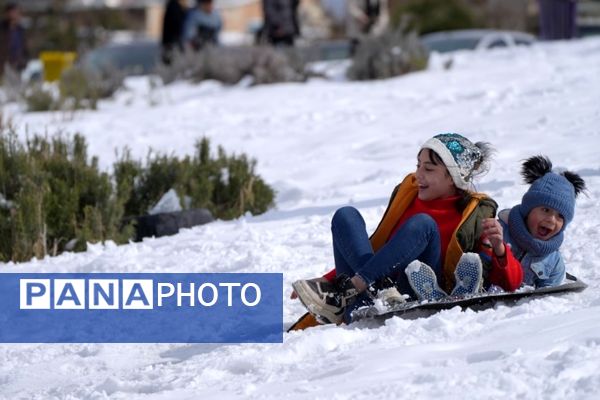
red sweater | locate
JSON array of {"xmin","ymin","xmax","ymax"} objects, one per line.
[
  {"xmin": 389, "ymin": 196, "xmax": 462, "ymax": 265},
  {"xmin": 322, "ymin": 197, "xmax": 522, "ymax": 292},
  {"xmin": 480, "ymin": 239, "xmax": 522, "ymax": 291}
]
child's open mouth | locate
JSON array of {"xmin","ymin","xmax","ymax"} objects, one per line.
[{"xmin": 537, "ymin": 226, "xmax": 552, "ymax": 238}]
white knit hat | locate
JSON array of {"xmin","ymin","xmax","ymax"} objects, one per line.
[{"xmin": 420, "ymin": 133, "xmax": 483, "ymax": 190}]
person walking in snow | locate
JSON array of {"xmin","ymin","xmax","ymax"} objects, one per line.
[
  {"xmin": 161, "ymin": 0, "xmax": 187, "ymax": 64},
  {"xmin": 292, "ymin": 133, "xmax": 523, "ymax": 326},
  {"xmin": 346, "ymin": 0, "xmax": 389, "ymax": 54},
  {"xmin": 262, "ymin": 0, "xmax": 298, "ymax": 46},
  {"xmin": 493, "ymin": 155, "xmax": 586, "ymax": 288},
  {"xmin": 0, "ymin": 2, "xmax": 28, "ymax": 75},
  {"xmin": 184, "ymin": 0, "xmax": 222, "ymax": 51}
]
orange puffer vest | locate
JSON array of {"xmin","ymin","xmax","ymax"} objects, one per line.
[{"xmin": 369, "ymin": 173, "xmax": 497, "ymax": 291}]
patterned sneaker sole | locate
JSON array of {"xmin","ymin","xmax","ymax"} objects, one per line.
[
  {"xmin": 292, "ymin": 280, "xmax": 344, "ymax": 325},
  {"xmin": 450, "ymin": 257, "xmax": 483, "ymax": 297},
  {"xmin": 405, "ymin": 261, "xmax": 447, "ymax": 301}
]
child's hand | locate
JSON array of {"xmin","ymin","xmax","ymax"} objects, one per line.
[
  {"xmin": 481, "ymin": 218, "xmax": 506, "ymax": 257},
  {"xmin": 290, "ymin": 289, "xmax": 298, "ymax": 299}
]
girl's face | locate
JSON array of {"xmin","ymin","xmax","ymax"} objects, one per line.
[
  {"xmin": 415, "ymin": 150, "xmax": 457, "ymax": 201},
  {"xmin": 526, "ymin": 206, "xmax": 564, "ymax": 240}
]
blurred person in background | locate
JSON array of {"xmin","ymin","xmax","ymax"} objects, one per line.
[
  {"xmin": 292, "ymin": 0, "xmax": 300, "ymax": 39},
  {"xmin": 262, "ymin": 0, "xmax": 298, "ymax": 46},
  {"xmin": 161, "ymin": 0, "xmax": 188, "ymax": 64},
  {"xmin": 184, "ymin": 0, "xmax": 222, "ymax": 50},
  {"xmin": 0, "ymin": 2, "xmax": 28, "ymax": 75},
  {"xmin": 347, "ymin": 0, "xmax": 389, "ymax": 54},
  {"xmin": 538, "ymin": 0, "xmax": 578, "ymax": 40}
]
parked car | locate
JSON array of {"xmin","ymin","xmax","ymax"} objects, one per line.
[
  {"xmin": 421, "ymin": 29, "xmax": 536, "ymax": 53},
  {"xmin": 81, "ymin": 40, "xmax": 161, "ymax": 75}
]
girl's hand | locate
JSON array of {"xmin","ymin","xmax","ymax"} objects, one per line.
[{"xmin": 482, "ymin": 218, "xmax": 506, "ymax": 257}]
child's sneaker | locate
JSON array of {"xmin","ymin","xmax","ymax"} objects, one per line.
[
  {"xmin": 450, "ymin": 253, "xmax": 483, "ymax": 297},
  {"xmin": 405, "ymin": 260, "xmax": 448, "ymax": 301},
  {"xmin": 292, "ymin": 275, "xmax": 358, "ymax": 325}
]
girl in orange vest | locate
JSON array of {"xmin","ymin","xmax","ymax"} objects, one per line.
[{"xmin": 292, "ymin": 133, "xmax": 522, "ymax": 325}]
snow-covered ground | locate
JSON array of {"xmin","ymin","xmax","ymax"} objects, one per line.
[{"xmin": 2, "ymin": 38, "xmax": 600, "ymax": 399}]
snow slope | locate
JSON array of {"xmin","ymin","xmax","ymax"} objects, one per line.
[{"xmin": 2, "ymin": 38, "xmax": 600, "ymax": 399}]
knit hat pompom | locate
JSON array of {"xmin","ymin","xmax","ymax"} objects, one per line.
[
  {"xmin": 420, "ymin": 133, "xmax": 492, "ymax": 190},
  {"xmin": 520, "ymin": 155, "xmax": 586, "ymax": 225}
]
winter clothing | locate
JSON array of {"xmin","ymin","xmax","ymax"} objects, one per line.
[
  {"xmin": 520, "ymin": 170, "xmax": 576, "ymax": 225},
  {"xmin": 314, "ymin": 173, "xmax": 523, "ymax": 324},
  {"xmin": 481, "ymin": 238, "xmax": 522, "ymax": 292},
  {"xmin": 324, "ymin": 173, "xmax": 522, "ymax": 293},
  {"xmin": 184, "ymin": 4, "xmax": 222, "ymax": 49},
  {"xmin": 161, "ymin": 0, "xmax": 187, "ymax": 63},
  {"xmin": 421, "ymin": 133, "xmax": 485, "ymax": 190},
  {"xmin": 0, "ymin": 18, "xmax": 28, "ymax": 73},
  {"xmin": 332, "ymin": 208, "xmax": 443, "ymax": 296},
  {"xmin": 294, "ymin": 133, "xmax": 523, "ymax": 326},
  {"xmin": 508, "ymin": 205, "xmax": 565, "ymax": 258},
  {"xmin": 346, "ymin": 0, "xmax": 389, "ymax": 41},
  {"xmin": 389, "ymin": 195, "xmax": 462, "ymax": 265},
  {"xmin": 499, "ymin": 209, "xmax": 565, "ymax": 287},
  {"xmin": 501, "ymin": 155, "xmax": 586, "ymax": 288},
  {"xmin": 370, "ymin": 174, "xmax": 506, "ymax": 291},
  {"xmin": 263, "ymin": 0, "xmax": 297, "ymax": 45}
]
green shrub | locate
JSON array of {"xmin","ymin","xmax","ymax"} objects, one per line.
[
  {"xmin": 0, "ymin": 119, "xmax": 275, "ymax": 262},
  {"xmin": 391, "ymin": 0, "xmax": 478, "ymax": 34},
  {"xmin": 24, "ymin": 84, "xmax": 59, "ymax": 112},
  {"xmin": 59, "ymin": 67, "xmax": 99, "ymax": 110},
  {"xmin": 114, "ymin": 137, "xmax": 275, "ymax": 220},
  {"xmin": 59, "ymin": 66, "xmax": 125, "ymax": 111},
  {"xmin": 0, "ymin": 125, "xmax": 130, "ymax": 262}
]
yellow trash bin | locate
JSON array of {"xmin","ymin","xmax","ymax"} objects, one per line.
[{"xmin": 39, "ymin": 51, "xmax": 77, "ymax": 82}]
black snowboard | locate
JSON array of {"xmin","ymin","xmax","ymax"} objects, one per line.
[{"xmin": 351, "ymin": 273, "xmax": 587, "ymax": 322}]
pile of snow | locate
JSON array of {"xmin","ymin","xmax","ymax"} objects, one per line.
[{"xmin": 1, "ymin": 37, "xmax": 600, "ymax": 399}]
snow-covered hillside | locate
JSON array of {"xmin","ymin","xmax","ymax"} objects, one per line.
[{"xmin": 1, "ymin": 37, "xmax": 600, "ymax": 399}]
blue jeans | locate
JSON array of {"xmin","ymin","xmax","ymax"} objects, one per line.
[{"xmin": 331, "ymin": 206, "xmax": 442, "ymax": 316}]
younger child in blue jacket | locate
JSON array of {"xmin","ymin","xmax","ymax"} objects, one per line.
[{"xmin": 499, "ymin": 155, "xmax": 586, "ymax": 288}]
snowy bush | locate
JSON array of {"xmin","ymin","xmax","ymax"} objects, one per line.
[
  {"xmin": 347, "ymin": 28, "xmax": 429, "ymax": 81},
  {"xmin": 20, "ymin": 65, "xmax": 124, "ymax": 112},
  {"xmin": 23, "ymin": 83, "xmax": 57, "ymax": 112},
  {"xmin": 1, "ymin": 65, "xmax": 25, "ymax": 103},
  {"xmin": 156, "ymin": 45, "xmax": 307, "ymax": 86}
]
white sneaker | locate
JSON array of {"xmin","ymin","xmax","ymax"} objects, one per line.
[
  {"xmin": 405, "ymin": 260, "xmax": 448, "ymax": 301},
  {"xmin": 450, "ymin": 253, "xmax": 483, "ymax": 297}
]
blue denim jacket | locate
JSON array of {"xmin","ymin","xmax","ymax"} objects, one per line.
[
  {"xmin": 498, "ymin": 209, "xmax": 565, "ymax": 288},
  {"xmin": 184, "ymin": 8, "xmax": 222, "ymax": 43}
]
